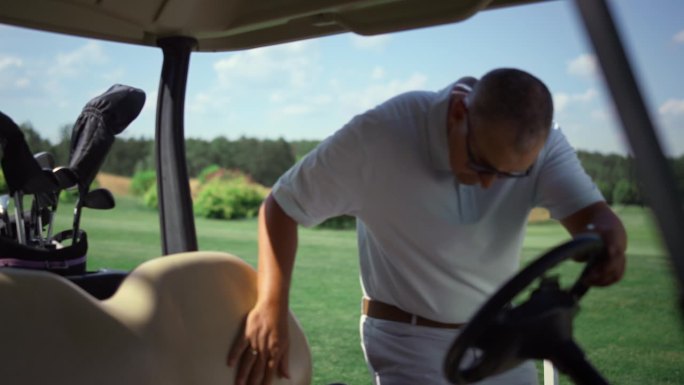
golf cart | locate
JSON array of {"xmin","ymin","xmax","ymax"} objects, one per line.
[{"xmin": 0, "ymin": 0, "xmax": 682, "ymax": 384}]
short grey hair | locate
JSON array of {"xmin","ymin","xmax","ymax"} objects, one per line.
[{"xmin": 468, "ymin": 68, "xmax": 553, "ymax": 153}]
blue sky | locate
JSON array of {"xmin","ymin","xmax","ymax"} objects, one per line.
[{"xmin": 0, "ymin": 0, "xmax": 682, "ymax": 155}]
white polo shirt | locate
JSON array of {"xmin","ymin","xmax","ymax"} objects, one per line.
[{"xmin": 271, "ymin": 82, "xmax": 603, "ymax": 323}]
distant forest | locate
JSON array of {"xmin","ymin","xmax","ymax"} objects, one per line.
[{"xmin": 14, "ymin": 122, "xmax": 684, "ymax": 206}]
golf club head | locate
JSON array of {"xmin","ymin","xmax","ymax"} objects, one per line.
[
  {"xmin": 34, "ymin": 152, "xmax": 56, "ymax": 170},
  {"xmin": 68, "ymin": 85, "xmax": 145, "ymax": 190},
  {"xmin": 0, "ymin": 112, "xmax": 60, "ymax": 195},
  {"xmin": 53, "ymin": 167, "xmax": 79, "ymax": 190},
  {"xmin": 35, "ymin": 192, "xmax": 58, "ymax": 210},
  {"xmin": 83, "ymin": 188, "xmax": 115, "ymax": 210}
]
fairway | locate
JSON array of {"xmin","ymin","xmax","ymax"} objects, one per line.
[{"xmin": 55, "ymin": 196, "xmax": 683, "ymax": 385}]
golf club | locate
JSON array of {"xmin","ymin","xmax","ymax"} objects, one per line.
[
  {"xmin": 1, "ymin": 111, "xmax": 60, "ymax": 244},
  {"xmin": 0, "ymin": 112, "xmax": 60, "ymax": 196},
  {"xmin": 71, "ymin": 188, "xmax": 116, "ymax": 245},
  {"xmin": 0, "ymin": 194, "xmax": 10, "ymax": 238},
  {"xmin": 34, "ymin": 151, "xmax": 55, "ymax": 170},
  {"xmin": 66, "ymin": 85, "xmax": 144, "ymax": 244},
  {"xmin": 46, "ymin": 167, "xmax": 80, "ymax": 243},
  {"xmin": 83, "ymin": 188, "xmax": 116, "ymax": 210}
]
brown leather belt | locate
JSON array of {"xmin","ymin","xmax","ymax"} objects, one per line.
[{"xmin": 362, "ymin": 298, "xmax": 464, "ymax": 329}]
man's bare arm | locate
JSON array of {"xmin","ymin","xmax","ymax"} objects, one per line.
[
  {"xmin": 228, "ymin": 193, "xmax": 298, "ymax": 385},
  {"xmin": 560, "ymin": 201, "xmax": 627, "ymax": 286}
]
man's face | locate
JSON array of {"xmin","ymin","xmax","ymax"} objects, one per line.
[{"xmin": 448, "ymin": 99, "xmax": 543, "ymax": 188}]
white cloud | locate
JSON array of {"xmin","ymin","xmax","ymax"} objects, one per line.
[
  {"xmin": 280, "ymin": 104, "xmax": 312, "ymax": 116},
  {"xmin": 0, "ymin": 56, "xmax": 23, "ymax": 72},
  {"xmin": 15, "ymin": 78, "xmax": 30, "ymax": 88},
  {"xmin": 371, "ymin": 66, "xmax": 385, "ymax": 80},
  {"xmin": 553, "ymin": 88, "xmax": 598, "ymax": 112},
  {"xmin": 188, "ymin": 90, "xmax": 229, "ymax": 114},
  {"xmin": 674, "ymin": 30, "xmax": 684, "ymax": 44},
  {"xmin": 567, "ymin": 54, "xmax": 598, "ymax": 78},
  {"xmin": 659, "ymin": 98, "xmax": 684, "ymax": 115},
  {"xmin": 188, "ymin": 40, "xmax": 323, "ymax": 127},
  {"xmin": 591, "ymin": 108, "xmax": 611, "ymax": 121},
  {"xmin": 270, "ymin": 91, "xmax": 286, "ymax": 103},
  {"xmin": 142, "ymin": 90, "xmax": 158, "ymax": 114},
  {"xmin": 350, "ymin": 34, "xmax": 391, "ymax": 50},
  {"xmin": 339, "ymin": 72, "xmax": 428, "ymax": 112},
  {"xmin": 312, "ymin": 94, "xmax": 333, "ymax": 105},
  {"xmin": 0, "ymin": 56, "xmax": 26, "ymax": 90},
  {"xmin": 656, "ymin": 99, "xmax": 684, "ymax": 155},
  {"xmin": 213, "ymin": 40, "xmax": 319, "ymax": 89},
  {"xmin": 49, "ymin": 41, "xmax": 108, "ymax": 78}
]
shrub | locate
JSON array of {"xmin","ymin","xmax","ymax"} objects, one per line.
[
  {"xmin": 317, "ymin": 215, "xmax": 357, "ymax": 230},
  {"xmin": 197, "ymin": 164, "xmax": 221, "ymax": 184},
  {"xmin": 130, "ymin": 170, "xmax": 156, "ymax": 197},
  {"xmin": 612, "ymin": 179, "xmax": 642, "ymax": 205},
  {"xmin": 194, "ymin": 177, "xmax": 267, "ymax": 220},
  {"xmin": 143, "ymin": 184, "xmax": 158, "ymax": 210},
  {"xmin": 0, "ymin": 170, "xmax": 6, "ymax": 194}
]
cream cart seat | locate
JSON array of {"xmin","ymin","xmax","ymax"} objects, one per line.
[{"xmin": 0, "ymin": 251, "xmax": 312, "ymax": 385}]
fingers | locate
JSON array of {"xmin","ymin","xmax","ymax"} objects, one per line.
[
  {"xmin": 227, "ymin": 335, "xmax": 250, "ymax": 366},
  {"xmin": 260, "ymin": 354, "xmax": 277, "ymax": 385},
  {"xmin": 229, "ymin": 336, "xmax": 289, "ymax": 385},
  {"xmin": 585, "ymin": 245, "xmax": 626, "ymax": 287},
  {"xmin": 236, "ymin": 345, "xmax": 261, "ymax": 385},
  {"xmin": 278, "ymin": 350, "xmax": 291, "ymax": 380},
  {"xmin": 228, "ymin": 307, "xmax": 291, "ymax": 385},
  {"xmin": 233, "ymin": 345, "xmax": 287, "ymax": 385},
  {"xmin": 260, "ymin": 342, "xmax": 289, "ymax": 385}
]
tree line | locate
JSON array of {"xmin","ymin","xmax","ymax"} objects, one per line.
[
  {"xmin": 17, "ymin": 122, "xmax": 318, "ymax": 187},
  {"xmin": 13, "ymin": 122, "xmax": 684, "ymax": 206}
]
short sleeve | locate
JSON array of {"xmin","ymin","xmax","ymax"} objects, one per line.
[
  {"xmin": 534, "ymin": 127, "xmax": 604, "ymax": 220},
  {"xmin": 271, "ymin": 115, "xmax": 370, "ymax": 227}
]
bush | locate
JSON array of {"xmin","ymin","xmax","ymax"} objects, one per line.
[
  {"xmin": 130, "ymin": 170, "xmax": 156, "ymax": 197},
  {"xmin": 197, "ymin": 164, "xmax": 221, "ymax": 184},
  {"xmin": 612, "ymin": 179, "xmax": 642, "ymax": 205},
  {"xmin": 317, "ymin": 215, "xmax": 357, "ymax": 230},
  {"xmin": 194, "ymin": 177, "xmax": 267, "ymax": 220},
  {"xmin": 143, "ymin": 184, "xmax": 158, "ymax": 210},
  {"xmin": 0, "ymin": 170, "xmax": 6, "ymax": 194}
]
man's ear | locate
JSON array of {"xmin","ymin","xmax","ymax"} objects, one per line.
[
  {"xmin": 449, "ymin": 94, "xmax": 468, "ymax": 121},
  {"xmin": 455, "ymin": 76, "xmax": 477, "ymax": 89}
]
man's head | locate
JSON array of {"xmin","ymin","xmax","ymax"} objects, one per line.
[{"xmin": 448, "ymin": 68, "xmax": 553, "ymax": 188}]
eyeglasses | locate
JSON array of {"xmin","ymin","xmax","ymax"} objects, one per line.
[{"xmin": 464, "ymin": 111, "xmax": 533, "ymax": 178}]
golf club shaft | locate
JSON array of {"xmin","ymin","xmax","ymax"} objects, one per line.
[{"xmin": 13, "ymin": 193, "xmax": 26, "ymax": 244}]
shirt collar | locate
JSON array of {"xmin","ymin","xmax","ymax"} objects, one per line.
[{"xmin": 426, "ymin": 82, "xmax": 458, "ymax": 172}]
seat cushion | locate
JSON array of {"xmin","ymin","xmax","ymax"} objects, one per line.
[{"xmin": 0, "ymin": 251, "xmax": 312, "ymax": 385}]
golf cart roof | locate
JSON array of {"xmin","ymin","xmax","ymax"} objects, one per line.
[{"xmin": 0, "ymin": 0, "xmax": 549, "ymax": 51}]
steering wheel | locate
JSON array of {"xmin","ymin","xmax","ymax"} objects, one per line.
[{"xmin": 444, "ymin": 233, "xmax": 610, "ymax": 385}]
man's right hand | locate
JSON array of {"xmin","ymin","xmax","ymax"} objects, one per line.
[
  {"xmin": 227, "ymin": 300, "xmax": 291, "ymax": 385},
  {"xmin": 229, "ymin": 194, "xmax": 298, "ymax": 385}
]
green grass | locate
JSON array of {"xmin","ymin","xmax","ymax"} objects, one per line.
[{"xmin": 54, "ymin": 197, "xmax": 684, "ymax": 384}]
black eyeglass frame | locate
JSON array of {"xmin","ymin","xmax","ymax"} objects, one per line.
[{"xmin": 463, "ymin": 109, "xmax": 534, "ymax": 178}]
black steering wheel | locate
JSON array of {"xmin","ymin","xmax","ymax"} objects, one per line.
[{"xmin": 444, "ymin": 233, "xmax": 610, "ymax": 385}]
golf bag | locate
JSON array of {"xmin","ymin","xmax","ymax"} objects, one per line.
[
  {"xmin": 0, "ymin": 230, "xmax": 88, "ymax": 275},
  {"xmin": 0, "ymin": 84, "xmax": 145, "ymax": 276}
]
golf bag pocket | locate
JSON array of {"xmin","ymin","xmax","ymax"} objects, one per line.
[{"xmin": 0, "ymin": 230, "xmax": 87, "ymax": 275}]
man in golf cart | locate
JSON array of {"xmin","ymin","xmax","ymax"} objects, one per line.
[{"xmin": 229, "ymin": 68, "xmax": 627, "ymax": 385}]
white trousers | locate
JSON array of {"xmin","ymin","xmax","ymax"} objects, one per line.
[{"xmin": 360, "ymin": 315, "xmax": 539, "ymax": 385}]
